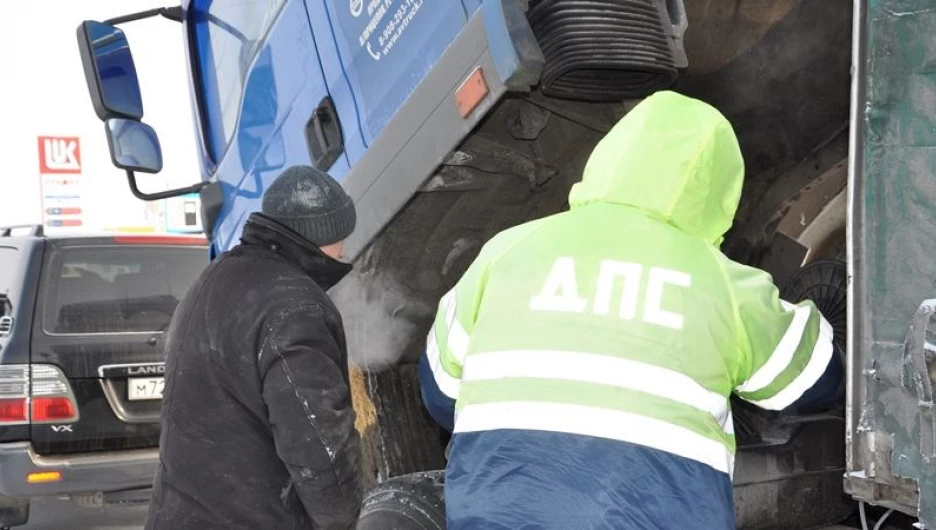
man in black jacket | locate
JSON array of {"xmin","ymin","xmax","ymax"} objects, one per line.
[{"xmin": 146, "ymin": 165, "xmax": 362, "ymax": 530}]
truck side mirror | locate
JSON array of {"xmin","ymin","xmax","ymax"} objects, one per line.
[
  {"xmin": 77, "ymin": 21, "xmax": 144, "ymax": 121},
  {"xmin": 105, "ymin": 119, "xmax": 163, "ymax": 174},
  {"xmin": 76, "ymin": 16, "xmax": 207, "ymax": 202}
]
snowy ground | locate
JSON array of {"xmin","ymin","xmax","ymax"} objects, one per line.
[{"xmin": 21, "ymin": 497, "xmax": 146, "ymax": 530}]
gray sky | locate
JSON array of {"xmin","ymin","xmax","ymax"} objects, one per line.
[{"xmin": 1, "ymin": 1, "xmax": 200, "ymax": 231}]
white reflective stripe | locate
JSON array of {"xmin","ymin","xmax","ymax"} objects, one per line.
[
  {"xmin": 746, "ymin": 315, "xmax": 835, "ymax": 410},
  {"xmin": 426, "ymin": 327, "xmax": 460, "ymax": 399},
  {"xmin": 442, "ymin": 290, "xmax": 457, "ymax": 329},
  {"xmin": 462, "ymin": 350, "xmax": 729, "ymax": 430},
  {"xmin": 448, "ymin": 322, "xmax": 470, "ymax": 364},
  {"xmin": 454, "ymin": 401, "xmax": 734, "ymax": 476},
  {"xmin": 736, "ymin": 302, "xmax": 813, "ymax": 394},
  {"xmin": 440, "ymin": 289, "xmax": 469, "ymax": 363}
]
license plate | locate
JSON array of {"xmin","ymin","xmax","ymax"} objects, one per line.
[{"xmin": 127, "ymin": 378, "xmax": 164, "ymax": 401}]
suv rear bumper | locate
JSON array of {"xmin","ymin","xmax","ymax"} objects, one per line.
[{"xmin": 0, "ymin": 442, "xmax": 157, "ymax": 497}]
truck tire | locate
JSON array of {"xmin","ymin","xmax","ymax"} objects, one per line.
[
  {"xmin": 334, "ymin": 97, "xmax": 608, "ymax": 485},
  {"xmin": 356, "ymin": 471, "xmax": 446, "ymax": 530}
]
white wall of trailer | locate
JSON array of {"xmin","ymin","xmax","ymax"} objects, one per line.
[{"xmin": 0, "ymin": 0, "xmax": 203, "ymax": 234}]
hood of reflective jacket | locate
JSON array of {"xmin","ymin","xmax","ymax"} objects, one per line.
[{"xmin": 568, "ymin": 90, "xmax": 745, "ymax": 246}]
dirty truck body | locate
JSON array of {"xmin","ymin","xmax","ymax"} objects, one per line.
[{"xmin": 74, "ymin": 0, "xmax": 936, "ymax": 527}]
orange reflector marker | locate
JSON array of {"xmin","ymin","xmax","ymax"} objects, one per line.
[
  {"xmin": 27, "ymin": 471, "xmax": 62, "ymax": 484},
  {"xmin": 455, "ymin": 67, "xmax": 489, "ymax": 118}
]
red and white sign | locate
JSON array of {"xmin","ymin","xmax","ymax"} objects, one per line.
[
  {"xmin": 38, "ymin": 136, "xmax": 84, "ymax": 230},
  {"xmin": 38, "ymin": 136, "xmax": 82, "ymax": 174}
]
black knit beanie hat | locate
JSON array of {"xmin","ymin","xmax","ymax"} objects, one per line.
[{"xmin": 261, "ymin": 165, "xmax": 356, "ymax": 247}]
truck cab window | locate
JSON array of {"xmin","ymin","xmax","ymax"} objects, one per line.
[{"xmin": 191, "ymin": 0, "xmax": 285, "ymax": 163}]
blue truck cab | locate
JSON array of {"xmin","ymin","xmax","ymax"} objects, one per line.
[
  {"xmin": 76, "ymin": 0, "xmax": 688, "ymax": 259},
  {"xmin": 74, "ymin": 1, "xmax": 920, "ymax": 528},
  {"xmin": 188, "ymin": 0, "xmax": 505, "ymax": 257}
]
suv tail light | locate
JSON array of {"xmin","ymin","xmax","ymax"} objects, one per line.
[
  {"xmin": 29, "ymin": 366, "xmax": 79, "ymax": 424},
  {"xmin": 0, "ymin": 398, "xmax": 27, "ymax": 424},
  {"xmin": 0, "ymin": 367, "xmax": 29, "ymax": 425},
  {"xmin": 0, "ymin": 365, "xmax": 79, "ymax": 425}
]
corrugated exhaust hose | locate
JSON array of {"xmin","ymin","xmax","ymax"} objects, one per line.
[{"xmin": 528, "ymin": 0, "xmax": 688, "ymax": 101}]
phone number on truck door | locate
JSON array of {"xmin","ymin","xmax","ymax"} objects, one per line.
[{"xmin": 377, "ymin": 0, "xmax": 423, "ymax": 54}]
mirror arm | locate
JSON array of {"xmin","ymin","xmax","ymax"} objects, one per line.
[
  {"xmin": 159, "ymin": 7, "xmax": 184, "ymax": 22},
  {"xmin": 126, "ymin": 170, "xmax": 208, "ymax": 201},
  {"xmin": 105, "ymin": 6, "xmax": 183, "ymax": 26}
]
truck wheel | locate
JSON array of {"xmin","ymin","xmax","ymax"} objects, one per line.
[
  {"xmin": 729, "ymin": 147, "xmax": 852, "ymax": 528},
  {"xmin": 782, "ymin": 258, "xmax": 848, "ymax": 354},
  {"xmin": 0, "ymin": 496, "xmax": 29, "ymax": 528},
  {"xmin": 356, "ymin": 471, "xmax": 446, "ymax": 530},
  {"xmin": 334, "ymin": 96, "xmax": 608, "ymax": 486}
]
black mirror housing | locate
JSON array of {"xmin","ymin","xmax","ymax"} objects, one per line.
[
  {"xmin": 76, "ymin": 14, "xmax": 209, "ymax": 204},
  {"xmin": 77, "ymin": 20, "xmax": 144, "ymax": 121},
  {"xmin": 105, "ymin": 118, "xmax": 163, "ymax": 174}
]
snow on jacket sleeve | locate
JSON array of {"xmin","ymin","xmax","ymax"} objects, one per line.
[
  {"xmin": 724, "ymin": 260, "xmax": 841, "ymax": 411},
  {"xmin": 419, "ymin": 222, "xmax": 545, "ymax": 432},
  {"xmin": 258, "ymin": 304, "xmax": 362, "ymax": 529}
]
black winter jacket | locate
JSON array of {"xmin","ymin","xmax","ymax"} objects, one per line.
[{"xmin": 146, "ymin": 214, "xmax": 362, "ymax": 530}]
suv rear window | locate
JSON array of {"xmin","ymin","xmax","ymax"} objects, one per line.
[
  {"xmin": 0, "ymin": 247, "xmax": 16, "ymax": 318},
  {"xmin": 0, "ymin": 247, "xmax": 15, "ymax": 295},
  {"xmin": 43, "ymin": 246, "xmax": 205, "ymax": 334}
]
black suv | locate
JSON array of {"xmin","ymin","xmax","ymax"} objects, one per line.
[{"xmin": 0, "ymin": 225, "xmax": 207, "ymax": 527}]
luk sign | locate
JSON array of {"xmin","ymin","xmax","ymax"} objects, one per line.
[
  {"xmin": 38, "ymin": 137, "xmax": 81, "ymax": 174},
  {"xmin": 38, "ymin": 136, "xmax": 84, "ymax": 230}
]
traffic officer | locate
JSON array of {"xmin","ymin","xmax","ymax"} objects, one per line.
[{"xmin": 418, "ymin": 91, "xmax": 842, "ymax": 529}]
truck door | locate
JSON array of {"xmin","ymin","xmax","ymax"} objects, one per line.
[
  {"xmin": 317, "ymin": 0, "xmax": 477, "ymax": 150},
  {"xmin": 188, "ymin": 0, "xmax": 361, "ymax": 251}
]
